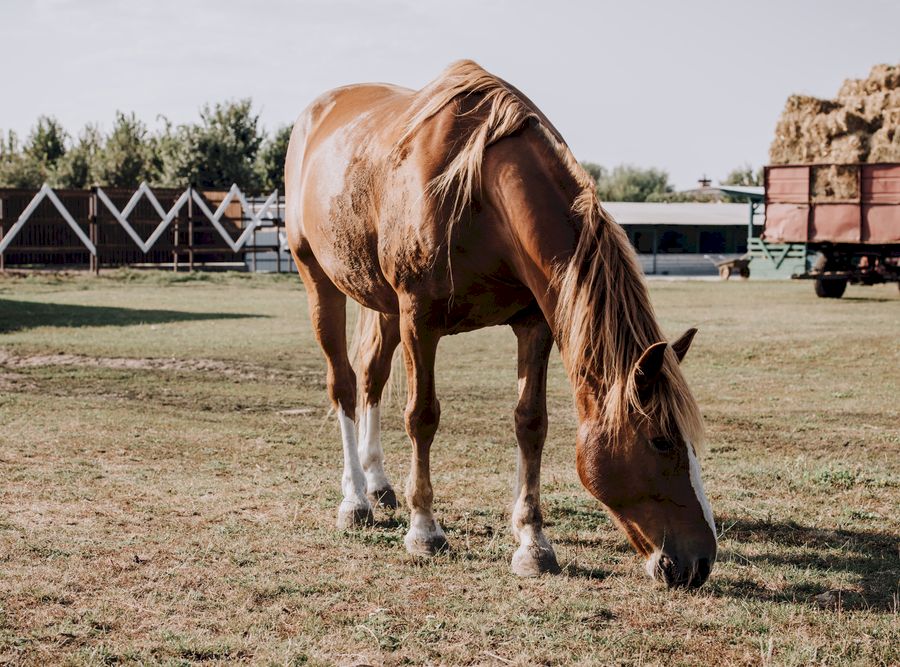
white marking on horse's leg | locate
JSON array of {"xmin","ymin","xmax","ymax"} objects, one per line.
[
  {"xmin": 357, "ymin": 403, "xmax": 394, "ymax": 502},
  {"xmin": 336, "ymin": 406, "xmax": 373, "ymax": 528},
  {"xmin": 404, "ymin": 508, "xmax": 447, "ymax": 555},
  {"xmin": 686, "ymin": 443, "xmax": 716, "ymax": 539}
]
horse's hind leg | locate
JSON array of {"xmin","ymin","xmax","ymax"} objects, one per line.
[
  {"xmin": 292, "ymin": 247, "xmax": 373, "ymax": 529},
  {"xmin": 355, "ymin": 308, "xmax": 401, "ymax": 508},
  {"xmin": 398, "ymin": 308, "xmax": 448, "ymax": 555},
  {"xmin": 509, "ymin": 316, "xmax": 560, "ymax": 576}
]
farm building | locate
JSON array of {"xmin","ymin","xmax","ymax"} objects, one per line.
[{"xmin": 605, "ymin": 200, "xmax": 762, "ymax": 275}]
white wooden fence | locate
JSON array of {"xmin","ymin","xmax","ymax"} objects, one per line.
[{"xmin": 0, "ymin": 183, "xmax": 290, "ymax": 272}]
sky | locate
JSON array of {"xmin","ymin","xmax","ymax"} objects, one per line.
[{"xmin": 1, "ymin": 0, "xmax": 898, "ymax": 189}]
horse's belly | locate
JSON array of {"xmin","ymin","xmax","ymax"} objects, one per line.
[{"xmin": 437, "ymin": 286, "xmax": 538, "ymax": 334}]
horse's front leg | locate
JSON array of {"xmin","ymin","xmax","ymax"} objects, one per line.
[
  {"xmin": 510, "ymin": 318, "xmax": 560, "ymax": 576},
  {"xmin": 399, "ymin": 310, "xmax": 448, "ymax": 555}
]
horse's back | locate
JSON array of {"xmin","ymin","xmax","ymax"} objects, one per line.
[
  {"xmin": 285, "ymin": 83, "xmax": 416, "ymax": 312},
  {"xmin": 285, "ymin": 82, "xmax": 412, "ymax": 232}
]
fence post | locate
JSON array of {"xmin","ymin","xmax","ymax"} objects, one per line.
[
  {"xmin": 188, "ymin": 186, "xmax": 194, "ymax": 272},
  {"xmin": 173, "ymin": 216, "xmax": 179, "ymax": 273},
  {"xmin": 275, "ymin": 189, "xmax": 281, "ymax": 274},
  {"xmin": 0, "ymin": 194, "xmax": 5, "ymax": 272},
  {"xmin": 188, "ymin": 184, "xmax": 195, "ymax": 272},
  {"xmin": 90, "ymin": 188, "xmax": 99, "ymax": 275}
]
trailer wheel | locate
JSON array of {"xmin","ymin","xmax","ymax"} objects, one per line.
[{"xmin": 814, "ymin": 277, "xmax": 847, "ymax": 298}]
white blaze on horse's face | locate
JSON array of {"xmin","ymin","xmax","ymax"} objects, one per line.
[{"xmin": 686, "ymin": 440, "xmax": 716, "ymax": 537}]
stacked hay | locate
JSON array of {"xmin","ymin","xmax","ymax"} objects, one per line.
[{"xmin": 770, "ymin": 64, "xmax": 900, "ymax": 190}]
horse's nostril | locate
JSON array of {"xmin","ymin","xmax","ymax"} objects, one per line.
[
  {"xmin": 659, "ymin": 556, "xmax": 678, "ymax": 585},
  {"xmin": 688, "ymin": 557, "xmax": 712, "ymax": 588}
]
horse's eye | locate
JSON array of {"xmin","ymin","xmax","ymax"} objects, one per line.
[{"xmin": 650, "ymin": 437, "xmax": 674, "ymax": 453}]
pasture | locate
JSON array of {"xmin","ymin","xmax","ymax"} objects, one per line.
[{"xmin": 0, "ymin": 272, "xmax": 897, "ymax": 666}]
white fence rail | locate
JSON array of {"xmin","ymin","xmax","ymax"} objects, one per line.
[{"xmin": 0, "ymin": 182, "xmax": 287, "ymax": 271}]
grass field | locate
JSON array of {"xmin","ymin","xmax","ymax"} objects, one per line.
[{"xmin": 0, "ymin": 271, "xmax": 898, "ymax": 666}]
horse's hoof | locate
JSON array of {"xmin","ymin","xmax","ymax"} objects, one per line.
[
  {"xmin": 511, "ymin": 544, "xmax": 561, "ymax": 577},
  {"xmin": 368, "ymin": 487, "xmax": 398, "ymax": 509},
  {"xmin": 404, "ymin": 530, "xmax": 450, "ymax": 556},
  {"xmin": 336, "ymin": 502, "xmax": 374, "ymax": 530}
]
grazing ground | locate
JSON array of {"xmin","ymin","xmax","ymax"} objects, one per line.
[{"xmin": 0, "ymin": 271, "xmax": 897, "ymax": 666}]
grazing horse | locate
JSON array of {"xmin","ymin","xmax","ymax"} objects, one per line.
[{"xmin": 285, "ymin": 60, "xmax": 717, "ymax": 588}]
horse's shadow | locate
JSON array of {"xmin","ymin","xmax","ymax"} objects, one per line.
[{"xmin": 711, "ymin": 517, "xmax": 899, "ymax": 611}]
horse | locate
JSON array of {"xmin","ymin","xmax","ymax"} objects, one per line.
[{"xmin": 285, "ymin": 60, "xmax": 717, "ymax": 588}]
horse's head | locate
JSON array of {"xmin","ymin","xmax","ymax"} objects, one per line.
[{"xmin": 576, "ymin": 328, "xmax": 716, "ymax": 588}]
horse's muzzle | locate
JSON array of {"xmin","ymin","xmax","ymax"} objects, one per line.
[{"xmin": 649, "ymin": 554, "xmax": 713, "ymax": 589}]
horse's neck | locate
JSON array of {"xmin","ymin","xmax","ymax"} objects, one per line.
[{"xmin": 514, "ymin": 207, "xmax": 645, "ymax": 421}]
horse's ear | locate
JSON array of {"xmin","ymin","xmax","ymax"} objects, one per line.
[
  {"xmin": 634, "ymin": 342, "xmax": 667, "ymax": 390},
  {"xmin": 671, "ymin": 327, "xmax": 698, "ymax": 363}
]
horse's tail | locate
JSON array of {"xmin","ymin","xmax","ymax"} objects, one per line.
[{"xmin": 349, "ymin": 305, "xmax": 403, "ymax": 408}]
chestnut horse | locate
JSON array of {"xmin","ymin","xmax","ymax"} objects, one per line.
[{"xmin": 285, "ymin": 61, "xmax": 717, "ymax": 587}]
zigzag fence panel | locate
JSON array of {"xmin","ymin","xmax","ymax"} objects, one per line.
[{"xmin": 0, "ymin": 184, "xmax": 288, "ymax": 273}]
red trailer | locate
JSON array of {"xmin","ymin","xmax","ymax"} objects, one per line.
[{"xmin": 764, "ymin": 163, "xmax": 900, "ymax": 297}]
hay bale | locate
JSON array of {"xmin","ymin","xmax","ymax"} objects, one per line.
[
  {"xmin": 811, "ymin": 165, "xmax": 859, "ymax": 201},
  {"xmin": 837, "ymin": 64, "xmax": 900, "ymax": 99},
  {"xmin": 770, "ymin": 97, "xmax": 870, "ymax": 165},
  {"xmin": 868, "ymin": 124, "xmax": 900, "ymax": 163},
  {"xmin": 770, "ymin": 64, "xmax": 900, "ymax": 197}
]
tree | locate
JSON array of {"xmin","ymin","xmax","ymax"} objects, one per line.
[
  {"xmin": 595, "ymin": 164, "xmax": 673, "ymax": 202},
  {"xmin": 722, "ymin": 163, "xmax": 763, "ymax": 187},
  {"xmin": 0, "ymin": 131, "xmax": 42, "ymax": 187},
  {"xmin": 159, "ymin": 99, "xmax": 264, "ymax": 191},
  {"xmin": 721, "ymin": 163, "xmax": 764, "ymax": 202},
  {"xmin": 0, "ymin": 117, "xmax": 68, "ymax": 187},
  {"xmin": 52, "ymin": 125, "xmax": 101, "ymax": 188},
  {"xmin": 92, "ymin": 112, "xmax": 155, "ymax": 188},
  {"xmin": 25, "ymin": 116, "xmax": 67, "ymax": 170},
  {"xmin": 580, "ymin": 161, "xmax": 606, "ymax": 184},
  {"xmin": 256, "ymin": 124, "xmax": 293, "ymax": 193}
]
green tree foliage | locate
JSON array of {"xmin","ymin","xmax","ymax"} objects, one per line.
[
  {"xmin": 159, "ymin": 99, "xmax": 264, "ymax": 190},
  {"xmin": 91, "ymin": 112, "xmax": 156, "ymax": 188},
  {"xmin": 26, "ymin": 116, "xmax": 68, "ymax": 171},
  {"xmin": 580, "ymin": 161, "xmax": 606, "ymax": 183},
  {"xmin": 596, "ymin": 164, "xmax": 673, "ymax": 202},
  {"xmin": 256, "ymin": 124, "xmax": 293, "ymax": 193},
  {"xmin": 0, "ymin": 131, "xmax": 43, "ymax": 188},
  {"xmin": 582, "ymin": 162, "xmax": 719, "ymax": 202},
  {"xmin": 52, "ymin": 125, "xmax": 101, "ymax": 188},
  {"xmin": 721, "ymin": 163, "xmax": 764, "ymax": 202},
  {"xmin": 722, "ymin": 163, "xmax": 763, "ymax": 187},
  {"xmin": 0, "ymin": 118, "xmax": 68, "ymax": 187},
  {"xmin": 1, "ymin": 100, "xmax": 286, "ymax": 193}
]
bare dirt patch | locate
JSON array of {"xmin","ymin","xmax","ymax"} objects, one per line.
[{"xmin": 0, "ymin": 350, "xmax": 305, "ymax": 382}]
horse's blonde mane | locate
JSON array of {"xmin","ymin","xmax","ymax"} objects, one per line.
[
  {"xmin": 396, "ymin": 59, "xmax": 539, "ymax": 230},
  {"xmin": 400, "ymin": 60, "xmax": 704, "ymax": 447}
]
